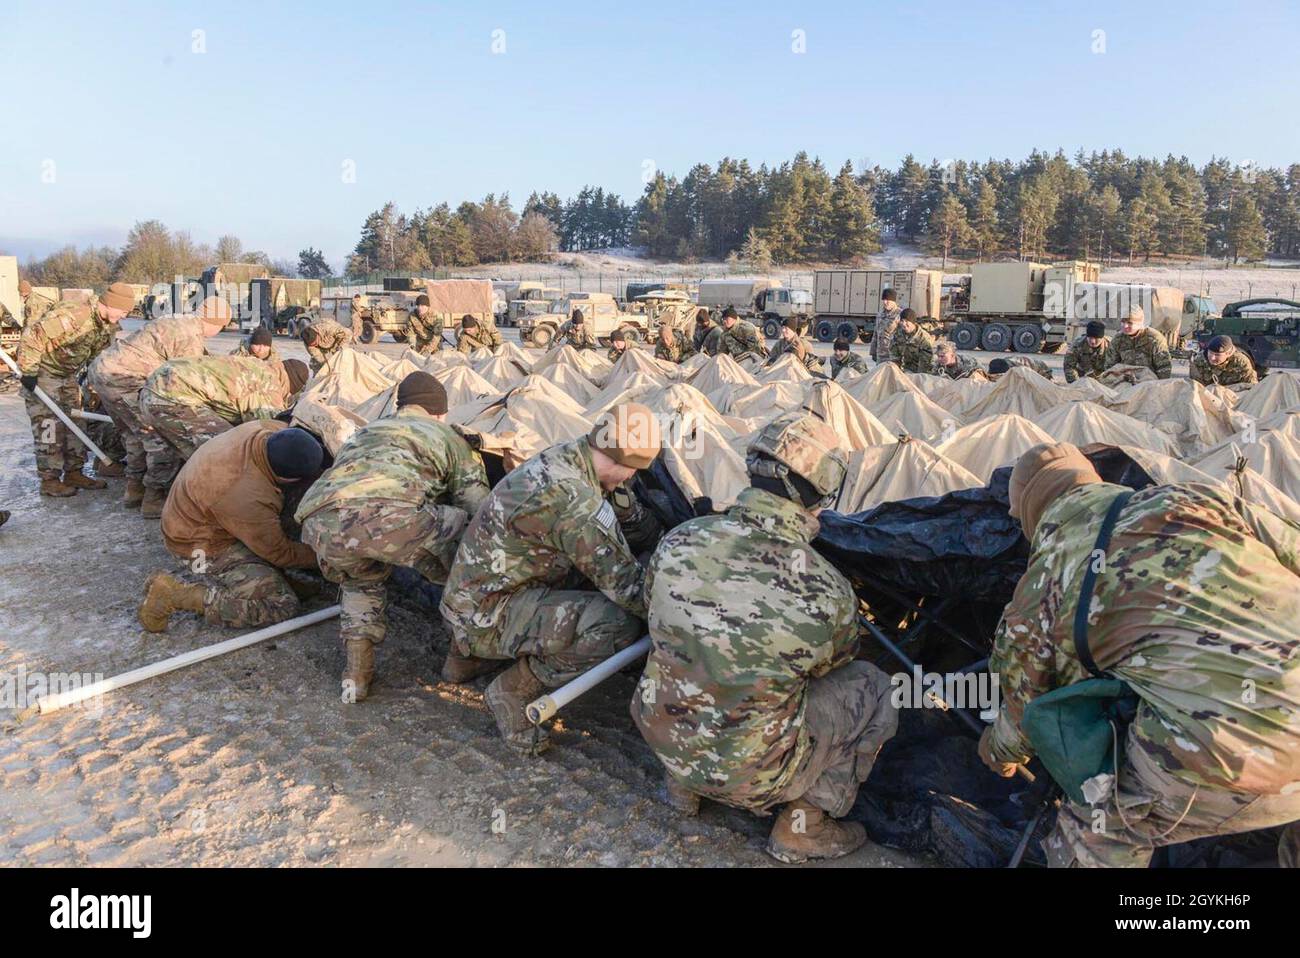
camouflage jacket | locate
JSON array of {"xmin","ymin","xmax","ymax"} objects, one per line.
[
  {"xmin": 1103, "ymin": 327, "xmax": 1171, "ymax": 379},
  {"xmin": 633, "ymin": 487, "xmax": 859, "ymax": 808},
  {"xmin": 92, "ymin": 315, "xmax": 209, "ymax": 384},
  {"xmin": 870, "ymin": 304, "xmax": 902, "ymax": 361},
  {"xmin": 304, "ymin": 319, "xmax": 353, "ymax": 365},
  {"xmin": 607, "ymin": 345, "xmax": 632, "ymax": 364},
  {"xmin": 440, "ymin": 436, "xmax": 646, "ymax": 654},
  {"xmin": 229, "ymin": 336, "xmax": 282, "ymax": 364},
  {"xmin": 987, "ymin": 481, "xmax": 1300, "ymax": 793},
  {"xmin": 22, "ymin": 292, "xmax": 56, "ymax": 328},
  {"xmin": 456, "ymin": 323, "xmax": 503, "ymax": 354},
  {"xmin": 406, "ymin": 312, "xmax": 444, "ymax": 349},
  {"xmin": 296, "ymin": 406, "xmax": 489, "ymax": 520},
  {"xmin": 691, "ymin": 321, "xmax": 716, "ymax": 354},
  {"xmin": 889, "ymin": 325, "xmax": 936, "ymax": 373},
  {"xmin": 766, "ymin": 335, "xmax": 824, "ymax": 372},
  {"xmin": 702, "ymin": 320, "xmax": 768, "ymax": 359},
  {"xmin": 553, "ymin": 320, "xmax": 598, "ymax": 350},
  {"xmin": 1190, "ymin": 350, "xmax": 1257, "ymax": 388},
  {"xmin": 655, "ymin": 328, "xmax": 696, "ymax": 364},
  {"xmin": 829, "ymin": 351, "xmax": 871, "ymax": 379},
  {"xmin": 1062, "ymin": 334, "xmax": 1109, "ymax": 383},
  {"xmin": 144, "ymin": 355, "xmax": 288, "ymax": 424},
  {"xmin": 935, "ymin": 353, "xmax": 983, "ymax": 380},
  {"xmin": 15, "ymin": 301, "xmax": 113, "ymax": 379}
]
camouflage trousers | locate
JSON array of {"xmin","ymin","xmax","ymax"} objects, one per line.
[
  {"xmin": 458, "ymin": 587, "xmax": 643, "ymax": 687},
  {"xmin": 194, "ymin": 542, "xmax": 301, "ymax": 629},
  {"xmin": 22, "ymin": 375, "xmax": 85, "ymax": 480},
  {"xmin": 1048, "ymin": 734, "xmax": 1300, "ymax": 867},
  {"xmin": 301, "ymin": 499, "xmax": 467, "ymax": 646},
  {"xmin": 733, "ymin": 660, "xmax": 898, "ymax": 817},
  {"xmin": 90, "ymin": 375, "xmax": 181, "ymax": 490},
  {"xmin": 138, "ymin": 390, "xmax": 234, "ymax": 460}
]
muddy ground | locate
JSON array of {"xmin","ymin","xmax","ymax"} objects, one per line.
[{"xmin": 0, "ymin": 328, "xmax": 928, "ymax": 868}]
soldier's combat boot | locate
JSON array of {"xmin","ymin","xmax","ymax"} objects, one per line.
[
  {"xmin": 140, "ymin": 486, "xmax": 167, "ymax": 519},
  {"xmin": 40, "ymin": 477, "xmax": 78, "ymax": 498},
  {"xmin": 341, "ymin": 638, "xmax": 375, "ymax": 704},
  {"xmin": 441, "ymin": 645, "xmax": 499, "ymax": 684},
  {"xmin": 664, "ymin": 776, "xmax": 701, "ymax": 817},
  {"xmin": 137, "ymin": 572, "xmax": 206, "ymax": 633},
  {"xmin": 95, "ymin": 461, "xmax": 126, "ymax": 478},
  {"xmin": 62, "ymin": 470, "xmax": 108, "ymax": 490},
  {"xmin": 123, "ymin": 478, "xmax": 145, "ymax": 509},
  {"xmin": 484, "ymin": 657, "xmax": 550, "ymax": 755},
  {"xmin": 765, "ymin": 798, "xmax": 866, "ymax": 864}
]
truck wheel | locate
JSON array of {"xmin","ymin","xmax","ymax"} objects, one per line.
[
  {"xmin": 952, "ymin": 322, "xmax": 980, "ymax": 351},
  {"xmin": 359, "ymin": 320, "xmax": 377, "ymax": 345},
  {"xmin": 1011, "ymin": 325, "xmax": 1044, "ymax": 353},
  {"xmin": 762, "ymin": 317, "xmax": 782, "ymax": 340},
  {"xmin": 815, "ymin": 320, "xmax": 836, "ymax": 343},
  {"xmin": 980, "ymin": 323, "xmax": 1012, "ymax": 352},
  {"xmin": 531, "ymin": 324, "xmax": 554, "ymax": 349},
  {"xmin": 835, "ymin": 322, "xmax": 858, "ymax": 344}
]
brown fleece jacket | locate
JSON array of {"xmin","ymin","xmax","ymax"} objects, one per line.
[{"xmin": 161, "ymin": 420, "xmax": 318, "ymax": 570}]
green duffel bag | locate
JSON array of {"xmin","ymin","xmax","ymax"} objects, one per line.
[{"xmin": 1022, "ymin": 489, "xmax": 1138, "ymax": 807}]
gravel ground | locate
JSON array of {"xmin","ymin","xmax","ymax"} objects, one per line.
[{"xmin": 0, "ymin": 326, "xmax": 922, "ymax": 868}]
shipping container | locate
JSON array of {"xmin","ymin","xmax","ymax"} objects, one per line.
[{"xmin": 811, "ymin": 269, "xmax": 942, "ymax": 342}]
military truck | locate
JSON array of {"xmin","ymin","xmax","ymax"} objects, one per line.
[
  {"xmin": 811, "ymin": 269, "xmax": 944, "ymax": 343},
  {"xmin": 1194, "ymin": 299, "xmax": 1300, "ymax": 370},
  {"xmin": 248, "ymin": 278, "xmax": 322, "ymax": 336},
  {"xmin": 696, "ymin": 278, "xmax": 782, "ymax": 319},
  {"xmin": 757, "ymin": 287, "xmax": 814, "ymax": 338},
  {"xmin": 356, "ymin": 279, "xmax": 495, "ymax": 345},
  {"xmin": 517, "ymin": 292, "xmax": 647, "ymax": 347}
]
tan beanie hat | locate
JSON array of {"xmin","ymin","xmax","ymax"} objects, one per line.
[
  {"xmin": 589, "ymin": 402, "xmax": 662, "ymax": 470},
  {"xmin": 197, "ymin": 295, "xmax": 232, "ymax": 324},
  {"xmin": 1008, "ymin": 442, "xmax": 1103, "ymax": 540},
  {"xmin": 99, "ymin": 281, "xmax": 136, "ymax": 313},
  {"xmin": 18, "ymin": 280, "xmax": 32, "ymax": 296}
]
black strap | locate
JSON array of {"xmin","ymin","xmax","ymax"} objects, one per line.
[{"xmin": 1072, "ymin": 490, "xmax": 1134, "ymax": 679}]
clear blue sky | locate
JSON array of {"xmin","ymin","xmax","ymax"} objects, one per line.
[{"xmin": 3, "ymin": 0, "xmax": 1297, "ymax": 268}]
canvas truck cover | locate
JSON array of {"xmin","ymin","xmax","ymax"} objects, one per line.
[
  {"xmin": 424, "ymin": 279, "xmax": 495, "ymax": 319},
  {"xmin": 202, "ymin": 263, "xmax": 272, "ymax": 286},
  {"xmin": 0, "ymin": 256, "xmax": 19, "ymax": 321}
]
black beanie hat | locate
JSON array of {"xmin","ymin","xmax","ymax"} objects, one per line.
[
  {"xmin": 266, "ymin": 427, "xmax": 323, "ymax": 480},
  {"xmin": 988, "ymin": 358, "xmax": 1010, "ymax": 374},
  {"xmin": 461, "ymin": 314, "xmax": 478, "ymax": 329},
  {"xmin": 900, "ymin": 307, "xmax": 916, "ymax": 321},
  {"xmin": 396, "ymin": 371, "xmax": 448, "ymax": 415},
  {"xmin": 610, "ymin": 329, "xmax": 625, "ymax": 343},
  {"xmin": 782, "ymin": 316, "xmax": 800, "ymax": 332},
  {"xmin": 250, "ymin": 327, "xmax": 273, "ymax": 347},
  {"xmin": 833, "ymin": 337, "xmax": 850, "ymax": 351},
  {"xmin": 1085, "ymin": 321, "xmax": 1106, "ymax": 338},
  {"xmin": 282, "ymin": 358, "xmax": 309, "ymax": 394}
]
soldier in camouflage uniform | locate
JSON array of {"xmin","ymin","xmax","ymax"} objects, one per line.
[
  {"xmin": 455, "ymin": 315, "xmax": 503, "ymax": 354},
  {"xmin": 350, "ymin": 293, "xmax": 369, "ymax": 339},
  {"xmin": 139, "ymin": 355, "xmax": 303, "ymax": 462},
  {"xmin": 89, "ymin": 295, "xmax": 229, "ymax": 515},
  {"xmin": 19, "ymin": 280, "xmax": 57, "ymax": 329},
  {"xmin": 405, "ymin": 294, "xmax": 444, "ymax": 356},
  {"xmin": 1190, "ymin": 334, "xmax": 1258, "ymax": 388},
  {"xmin": 440, "ymin": 402, "xmax": 662, "ymax": 754},
  {"xmin": 1101, "ymin": 306, "xmax": 1171, "ymax": 380},
  {"xmin": 691, "ymin": 308, "xmax": 715, "ymax": 354},
  {"xmin": 139, "ymin": 422, "xmax": 324, "ymax": 633},
  {"xmin": 829, "ymin": 338, "xmax": 870, "ymax": 380},
  {"xmin": 15, "ymin": 283, "xmax": 129, "ymax": 496},
  {"xmin": 654, "ymin": 322, "xmax": 696, "ymax": 364},
  {"xmin": 933, "ymin": 340, "xmax": 984, "ymax": 380},
  {"xmin": 980, "ymin": 442, "xmax": 1300, "ymax": 867},
  {"xmin": 229, "ymin": 326, "xmax": 282, "ymax": 365},
  {"xmin": 888, "ymin": 309, "xmax": 935, "ymax": 373},
  {"xmin": 301, "ymin": 317, "xmax": 354, "ymax": 371},
  {"xmin": 870, "ymin": 289, "xmax": 902, "ymax": 362},
  {"xmin": 987, "ymin": 355, "xmax": 1053, "ymax": 381},
  {"xmin": 633, "ymin": 411, "xmax": 898, "ymax": 863},
  {"xmin": 552, "ymin": 310, "xmax": 599, "ymax": 350},
  {"xmin": 297, "ymin": 372, "xmax": 491, "ymax": 703},
  {"xmin": 702, "ymin": 307, "xmax": 768, "ymax": 360},
  {"xmin": 1062, "ymin": 321, "xmax": 1109, "ymax": 384},
  {"xmin": 766, "ymin": 317, "xmax": 824, "ymax": 373},
  {"xmin": 606, "ymin": 328, "xmax": 632, "ymax": 363}
]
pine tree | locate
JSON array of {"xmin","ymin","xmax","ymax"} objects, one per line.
[
  {"xmin": 927, "ymin": 192, "xmax": 971, "ymax": 268},
  {"xmin": 1226, "ymin": 195, "xmax": 1268, "ymax": 263},
  {"xmin": 826, "ymin": 161, "xmax": 880, "ymax": 261}
]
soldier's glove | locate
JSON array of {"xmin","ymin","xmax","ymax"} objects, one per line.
[
  {"xmin": 19, "ymin": 374, "xmax": 38, "ymax": 392},
  {"xmin": 977, "ymin": 726, "xmax": 1019, "ymax": 778}
]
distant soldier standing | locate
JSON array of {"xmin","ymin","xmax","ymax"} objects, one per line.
[
  {"xmin": 552, "ymin": 309, "xmax": 599, "ymax": 350},
  {"xmin": 888, "ymin": 309, "xmax": 935, "ymax": 373},
  {"xmin": 1062, "ymin": 321, "xmax": 1109, "ymax": 384},
  {"xmin": 703, "ymin": 307, "xmax": 768, "ymax": 360},
  {"xmin": 89, "ymin": 295, "xmax": 229, "ymax": 515},
  {"xmin": 350, "ymin": 293, "xmax": 370, "ymax": 339},
  {"xmin": 406, "ymin": 294, "xmax": 443, "ymax": 355},
  {"xmin": 932, "ymin": 340, "xmax": 984, "ymax": 380},
  {"xmin": 1101, "ymin": 306, "xmax": 1171, "ymax": 379},
  {"xmin": 1190, "ymin": 334, "xmax": 1258, "ymax": 388},
  {"xmin": 633, "ymin": 412, "xmax": 898, "ymax": 863},
  {"xmin": 456, "ymin": 315, "xmax": 503, "ymax": 354},
  {"xmin": 297, "ymin": 372, "xmax": 491, "ymax": 702},
  {"xmin": 870, "ymin": 288, "xmax": 902, "ymax": 362},
  {"xmin": 982, "ymin": 442, "xmax": 1300, "ymax": 867},
  {"xmin": 301, "ymin": 317, "xmax": 353, "ymax": 372},
  {"xmin": 765, "ymin": 317, "xmax": 824, "ymax": 373},
  {"xmin": 440, "ymin": 403, "xmax": 661, "ymax": 754},
  {"xmin": 15, "ymin": 282, "xmax": 129, "ymax": 496},
  {"xmin": 655, "ymin": 322, "xmax": 696, "ymax": 364},
  {"xmin": 828, "ymin": 338, "xmax": 870, "ymax": 379}
]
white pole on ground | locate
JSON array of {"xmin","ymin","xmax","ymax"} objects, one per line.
[
  {"xmin": 525, "ymin": 635, "xmax": 651, "ymax": 725},
  {"xmin": 0, "ymin": 347, "xmax": 113, "ymax": 464},
  {"xmin": 21, "ymin": 604, "xmax": 341, "ymax": 719},
  {"xmin": 71, "ymin": 409, "xmax": 113, "ymax": 423}
]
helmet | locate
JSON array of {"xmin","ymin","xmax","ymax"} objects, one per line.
[{"xmin": 745, "ymin": 411, "xmax": 847, "ymax": 509}]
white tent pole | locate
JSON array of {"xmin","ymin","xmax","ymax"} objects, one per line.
[
  {"xmin": 72, "ymin": 409, "xmax": 113, "ymax": 423},
  {"xmin": 0, "ymin": 347, "xmax": 112, "ymax": 464},
  {"xmin": 525, "ymin": 635, "xmax": 650, "ymax": 725}
]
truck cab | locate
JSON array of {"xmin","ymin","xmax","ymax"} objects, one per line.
[
  {"xmin": 517, "ymin": 292, "xmax": 647, "ymax": 348},
  {"xmin": 758, "ymin": 287, "xmax": 813, "ymax": 338}
]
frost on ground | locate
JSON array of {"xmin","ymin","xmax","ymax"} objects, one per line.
[{"xmin": 0, "ymin": 332, "xmax": 918, "ymax": 867}]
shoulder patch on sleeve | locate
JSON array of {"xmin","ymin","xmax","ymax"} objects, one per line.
[{"xmin": 594, "ymin": 499, "xmax": 617, "ymax": 532}]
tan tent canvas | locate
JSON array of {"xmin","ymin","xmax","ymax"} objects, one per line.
[
  {"xmin": 956, "ymin": 366, "xmax": 1072, "ymax": 421},
  {"xmin": 439, "ymin": 364, "xmax": 503, "ymax": 407},
  {"xmin": 867, "ymin": 389, "xmax": 957, "ymax": 443},
  {"xmin": 1033, "ymin": 400, "xmax": 1180, "ymax": 457},
  {"xmin": 800, "ymin": 380, "xmax": 896, "ymax": 452},
  {"xmin": 1234, "ymin": 374, "xmax": 1300, "ymax": 421},
  {"xmin": 757, "ymin": 354, "xmax": 814, "ymax": 383},
  {"xmin": 538, "ymin": 362, "xmax": 602, "ymax": 405},
  {"xmin": 475, "ymin": 355, "xmax": 532, "ymax": 391},
  {"xmin": 423, "ymin": 279, "xmax": 494, "ymax": 317},
  {"xmin": 687, "ymin": 354, "xmax": 760, "ymax": 394},
  {"xmin": 1104, "ymin": 379, "xmax": 1248, "ymax": 457},
  {"xmin": 715, "ymin": 380, "xmax": 807, "ymax": 421},
  {"xmin": 836, "ymin": 438, "xmax": 982, "ymax": 514},
  {"xmin": 1116, "ymin": 443, "xmax": 1300, "ymax": 524},
  {"xmin": 842, "ymin": 362, "xmax": 927, "ymax": 407},
  {"xmin": 936, "ymin": 415, "xmax": 1057, "ymax": 483}
]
